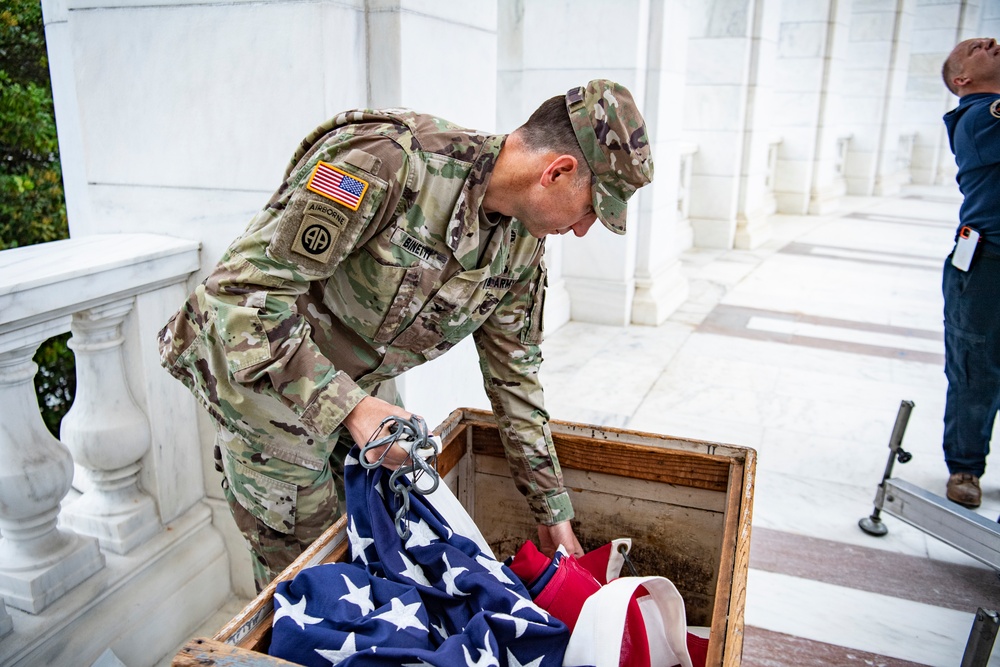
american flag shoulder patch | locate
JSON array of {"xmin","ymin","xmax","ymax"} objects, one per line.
[{"xmin": 306, "ymin": 161, "xmax": 369, "ymax": 211}]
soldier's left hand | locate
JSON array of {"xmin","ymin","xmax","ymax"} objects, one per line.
[{"xmin": 537, "ymin": 520, "xmax": 584, "ymax": 558}]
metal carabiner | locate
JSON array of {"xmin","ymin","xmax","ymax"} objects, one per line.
[{"xmin": 358, "ymin": 414, "xmax": 441, "ymax": 539}]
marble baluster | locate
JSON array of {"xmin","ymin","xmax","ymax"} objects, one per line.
[
  {"xmin": 0, "ymin": 322, "xmax": 104, "ymax": 614},
  {"xmin": 0, "ymin": 599, "xmax": 11, "ymax": 638},
  {"xmin": 60, "ymin": 299, "xmax": 160, "ymax": 554}
]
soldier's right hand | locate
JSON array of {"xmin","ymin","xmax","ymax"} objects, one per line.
[{"xmin": 344, "ymin": 396, "xmax": 416, "ymax": 469}]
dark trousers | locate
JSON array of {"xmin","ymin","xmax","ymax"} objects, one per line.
[{"xmin": 942, "ymin": 252, "xmax": 1000, "ymax": 477}]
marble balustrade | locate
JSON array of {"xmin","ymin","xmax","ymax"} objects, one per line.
[{"xmin": 0, "ymin": 234, "xmax": 233, "ymax": 667}]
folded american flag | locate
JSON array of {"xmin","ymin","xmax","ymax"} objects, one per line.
[{"xmin": 268, "ymin": 448, "xmax": 570, "ymax": 666}]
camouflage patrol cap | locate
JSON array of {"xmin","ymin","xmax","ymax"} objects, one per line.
[{"xmin": 566, "ymin": 80, "xmax": 654, "ymax": 235}]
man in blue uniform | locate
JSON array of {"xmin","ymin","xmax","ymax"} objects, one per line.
[{"xmin": 938, "ymin": 37, "xmax": 1000, "ymax": 508}]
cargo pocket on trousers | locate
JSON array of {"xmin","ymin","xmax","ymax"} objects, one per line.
[
  {"xmin": 944, "ymin": 324, "xmax": 986, "ymax": 387},
  {"xmin": 220, "ymin": 449, "xmax": 298, "ymax": 535}
]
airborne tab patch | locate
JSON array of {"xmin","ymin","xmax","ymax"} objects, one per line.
[
  {"xmin": 304, "ymin": 200, "xmax": 349, "ymax": 228},
  {"xmin": 307, "ymin": 161, "xmax": 369, "ymax": 211}
]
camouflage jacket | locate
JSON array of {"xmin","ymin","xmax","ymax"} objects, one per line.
[{"xmin": 158, "ymin": 110, "xmax": 573, "ymax": 525}]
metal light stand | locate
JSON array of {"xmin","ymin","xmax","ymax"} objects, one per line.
[
  {"xmin": 859, "ymin": 400, "xmax": 1000, "ymax": 666},
  {"xmin": 858, "ymin": 400, "xmax": 914, "ymax": 537}
]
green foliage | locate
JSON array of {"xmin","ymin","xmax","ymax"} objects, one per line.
[
  {"xmin": 34, "ymin": 332, "xmax": 76, "ymax": 435},
  {"xmin": 1, "ymin": 1, "xmax": 68, "ymax": 251},
  {"xmin": 1, "ymin": 1, "xmax": 75, "ymax": 435}
]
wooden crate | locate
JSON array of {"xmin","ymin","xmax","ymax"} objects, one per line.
[{"xmin": 174, "ymin": 408, "xmax": 755, "ymax": 666}]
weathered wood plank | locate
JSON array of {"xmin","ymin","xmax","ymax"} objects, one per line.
[
  {"xmin": 723, "ymin": 448, "xmax": 755, "ymax": 666},
  {"xmin": 435, "ymin": 422, "xmax": 466, "ymax": 477},
  {"xmin": 458, "ymin": 408, "xmax": 751, "ymax": 459},
  {"xmin": 172, "ymin": 637, "xmax": 300, "ymax": 666},
  {"xmin": 469, "ymin": 423, "xmax": 733, "ymax": 492},
  {"xmin": 475, "ymin": 454, "xmax": 728, "ymax": 512}
]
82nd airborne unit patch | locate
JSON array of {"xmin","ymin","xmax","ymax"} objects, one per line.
[{"xmin": 290, "ymin": 200, "xmax": 350, "ymax": 264}]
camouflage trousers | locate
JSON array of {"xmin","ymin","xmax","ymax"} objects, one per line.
[{"xmin": 216, "ymin": 427, "xmax": 352, "ymax": 592}]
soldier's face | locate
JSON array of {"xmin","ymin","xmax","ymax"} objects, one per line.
[{"xmin": 520, "ymin": 178, "xmax": 598, "ymax": 239}]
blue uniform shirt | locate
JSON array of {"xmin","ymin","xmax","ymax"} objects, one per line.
[{"xmin": 944, "ymin": 92, "xmax": 1000, "ymax": 253}]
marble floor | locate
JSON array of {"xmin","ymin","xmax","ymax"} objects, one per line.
[{"xmin": 539, "ymin": 184, "xmax": 1000, "ymax": 666}]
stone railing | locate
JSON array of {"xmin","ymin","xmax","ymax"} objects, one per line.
[{"xmin": 0, "ymin": 234, "xmax": 232, "ymax": 667}]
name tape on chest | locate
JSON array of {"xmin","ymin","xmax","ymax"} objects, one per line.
[
  {"xmin": 390, "ymin": 228, "xmax": 447, "ymax": 269},
  {"xmin": 307, "ymin": 161, "xmax": 369, "ymax": 211},
  {"xmin": 485, "ymin": 275, "xmax": 516, "ymax": 290}
]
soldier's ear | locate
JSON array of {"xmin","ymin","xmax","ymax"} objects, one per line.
[{"xmin": 540, "ymin": 155, "xmax": 579, "ymax": 187}]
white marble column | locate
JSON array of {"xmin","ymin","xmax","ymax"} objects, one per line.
[
  {"xmin": 810, "ymin": 0, "xmax": 855, "ymax": 213},
  {"xmin": 734, "ymin": 0, "xmax": 781, "ymax": 249},
  {"xmin": 839, "ymin": 0, "xmax": 916, "ymax": 196},
  {"xmin": 0, "ymin": 321, "xmax": 104, "ymax": 614},
  {"xmin": 685, "ymin": 0, "xmax": 778, "ymax": 250},
  {"xmin": 632, "ymin": 0, "xmax": 691, "ymax": 325},
  {"xmin": 772, "ymin": 0, "xmax": 851, "ymax": 214},
  {"xmin": 60, "ymin": 299, "xmax": 160, "ymax": 555}
]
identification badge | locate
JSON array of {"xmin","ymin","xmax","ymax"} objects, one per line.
[{"xmin": 952, "ymin": 226, "xmax": 980, "ymax": 272}]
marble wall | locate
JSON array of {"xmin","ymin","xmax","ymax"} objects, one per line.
[{"xmin": 47, "ymin": 0, "xmax": 371, "ymax": 275}]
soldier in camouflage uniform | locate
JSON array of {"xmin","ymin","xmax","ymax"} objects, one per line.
[{"xmin": 158, "ymin": 79, "xmax": 653, "ymax": 591}]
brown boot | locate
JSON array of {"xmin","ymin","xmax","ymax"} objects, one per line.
[{"xmin": 947, "ymin": 473, "xmax": 981, "ymax": 508}]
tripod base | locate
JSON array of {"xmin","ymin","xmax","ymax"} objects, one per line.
[{"xmin": 858, "ymin": 515, "xmax": 888, "ymax": 537}]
